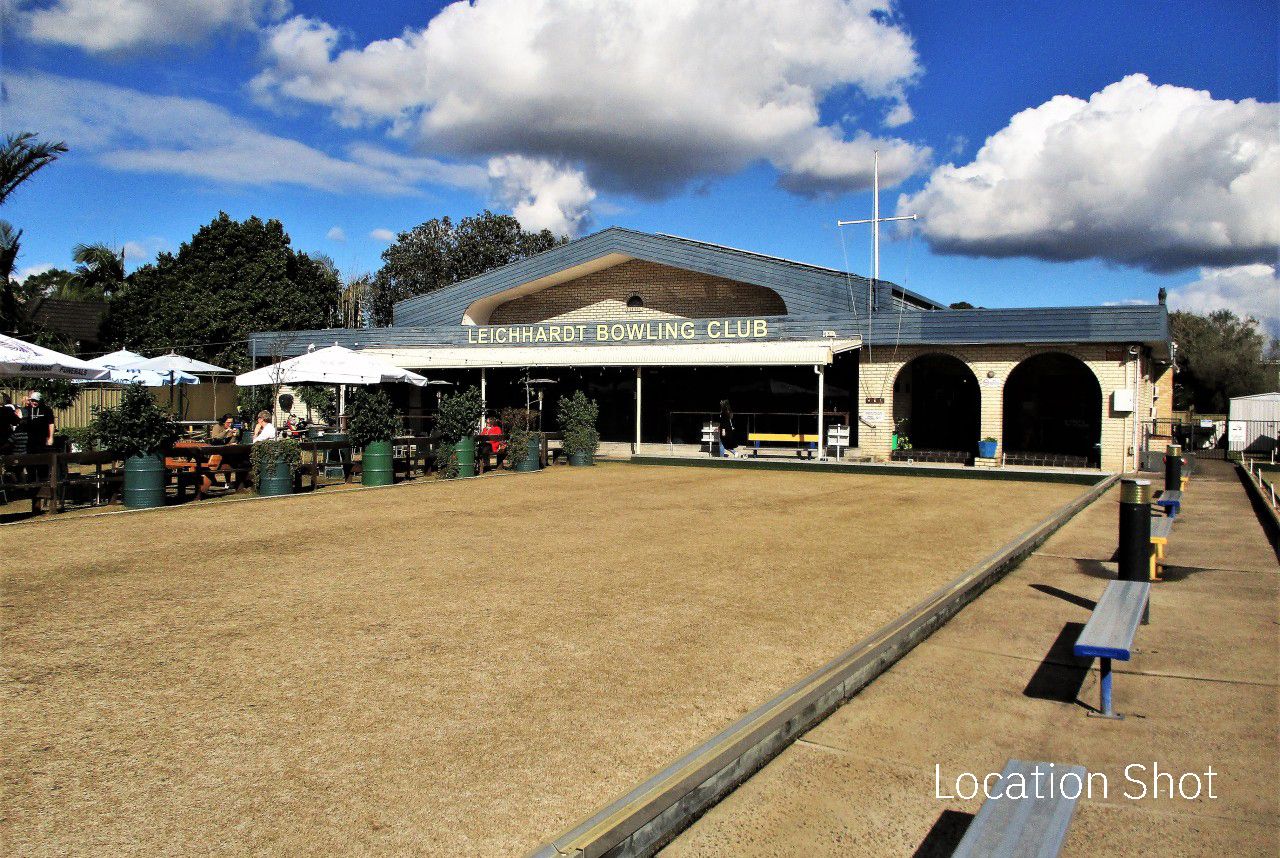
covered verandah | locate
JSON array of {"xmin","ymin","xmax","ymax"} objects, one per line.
[{"xmin": 363, "ymin": 338, "xmax": 861, "ymax": 458}]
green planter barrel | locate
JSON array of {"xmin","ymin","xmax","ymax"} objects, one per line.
[
  {"xmin": 455, "ymin": 437, "xmax": 476, "ymax": 478},
  {"xmin": 514, "ymin": 438, "xmax": 542, "ymax": 472},
  {"xmin": 362, "ymin": 440, "xmax": 394, "ymax": 486},
  {"xmin": 123, "ymin": 453, "xmax": 165, "ymax": 509},
  {"xmin": 257, "ymin": 459, "xmax": 294, "ymax": 497},
  {"xmin": 568, "ymin": 451, "xmax": 593, "ymax": 466}
]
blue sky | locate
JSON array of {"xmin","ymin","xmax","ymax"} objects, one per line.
[{"xmin": 4, "ymin": 0, "xmax": 1277, "ymax": 330}]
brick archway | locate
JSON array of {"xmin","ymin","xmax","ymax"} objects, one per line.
[
  {"xmin": 892, "ymin": 352, "xmax": 981, "ymax": 455},
  {"xmin": 1002, "ymin": 351, "xmax": 1103, "ymax": 467}
]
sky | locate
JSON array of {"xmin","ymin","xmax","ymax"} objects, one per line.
[{"xmin": 3, "ymin": 0, "xmax": 1278, "ymax": 335}]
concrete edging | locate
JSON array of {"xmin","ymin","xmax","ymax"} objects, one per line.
[
  {"xmin": 526, "ymin": 473, "xmax": 1120, "ymax": 858},
  {"xmin": 629, "ymin": 455, "xmax": 1107, "ymax": 486},
  {"xmin": 1236, "ymin": 462, "xmax": 1280, "ymax": 547}
]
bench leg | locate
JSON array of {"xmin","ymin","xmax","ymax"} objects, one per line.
[{"xmin": 1088, "ymin": 657, "xmax": 1124, "ymax": 720}]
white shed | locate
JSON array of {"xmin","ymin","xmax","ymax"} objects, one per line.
[{"xmin": 1228, "ymin": 392, "xmax": 1280, "ymax": 453}]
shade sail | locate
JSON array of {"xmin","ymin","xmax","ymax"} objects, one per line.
[
  {"xmin": 82, "ymin": 350, "xmax": 198, "ymax": 385},
  {"xmin": 0, "ymin": 334, "xmax": 109, "ymax": 380},
  {"xmin": 360, "ymin": 338, "xmax": 862, "ymax": 370},
  {"xmin": 235, "ymin": 345, "xmax": 430, "ymax": 387},
  {"xmin": 133, "ymin": 352, "xmax": 231, "ymax": 375}
]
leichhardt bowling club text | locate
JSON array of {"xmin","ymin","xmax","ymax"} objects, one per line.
[{"xmin": 466, "ymin": 318, "xmax": 771, "ymax": 345}]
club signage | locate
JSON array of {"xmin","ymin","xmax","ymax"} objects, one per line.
[{"xmin": 466, "ymin": 318, "xmax": 771, "ymax": 345}]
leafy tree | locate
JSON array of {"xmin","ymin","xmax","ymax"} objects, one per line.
[
  {"xmin": 70, "ymin": 243, "xmax": 125, "ymax": 301},
  {"xmin": 103, "ymin": 213, "xmax": 341, "ymax": 370},
  {"xmin": 1170, "ymin": 309, "xmax": 1271, "ymax": 412},
  {"xmin": 348, "ymin": 388, "xmax": 401, "ymax": 447},
  {"xmin": 372, "ymin": 210, "xmax": 564, "ymax": 325},
  {"xmin": 296, "ymin": 383, "xmax": 337, "ymax": 424},
  {"xmin": 90, "ymin": 383, "xmax": 178, "ymax": 457},
  {"xmin": 21, "ymin": 267, "xmax": 76, "ymax": 300},
  {"xmin": 0, "ymin": 132, "xmax": 66, "ymax": 333}
]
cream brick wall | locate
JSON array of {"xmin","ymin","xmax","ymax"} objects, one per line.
[
  {"xmin": 856, "ymin": 344, "xmax": 1158, "ymax": 472},
  {"xmin": 488, "ymin": 259, "xmax": 787, "ymax": 324}
]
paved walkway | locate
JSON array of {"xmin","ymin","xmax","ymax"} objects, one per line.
[{"xmin": 663, "ymin": 460, "xmax": 1279, "ymax": 857}]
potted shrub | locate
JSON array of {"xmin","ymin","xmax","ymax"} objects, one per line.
[
  {"xmin": 349, "ymin": 388, "xmax": 402, "ymax": 487},
  {"xmin": 91, "ymin": 384, "xmax": 178, "ymax": 509},
  {"xmin": 557, "ymin": 390, "xmax": 600, "ymax": 466},
  {"xmin": 435, "ymin": 386, "xmax": 483, "ymax": 478},
  {"xmin": 501, "ymin": 407, "xmax": 541, "ymax": 473},
  {"xmin": 978, "ymin": 436, "xmax": 998, "ymax": 458},
  {"xmin": 251, "ymin": 437, "xmax": 301, "ymax": 496}
]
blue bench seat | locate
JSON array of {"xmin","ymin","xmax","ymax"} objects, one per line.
[
  {"xmin": 1074, "ymin": 580, "xmax": 1151, "ymax": 718},
  {"xmin": 1155, "ymin": 488, "xmax": 1183, "ymax": 518},
  {"xmin": 952, "ymin": 758, "xmax": 1088, "ymax": 858}
]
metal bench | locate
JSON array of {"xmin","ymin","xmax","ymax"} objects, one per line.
[
  {"xmin": 747, "ymin": 432, "xmax": 818, "ymax": 458},
  {"xmin": 1149, "ymin": 516, "xmax": 1173, "ymax": 581},
  {"xmin": 1155, "ymin": 488, "xmax": 1183, "ymax": 518},
  {"xmin": 952, "ymin": 758, "xmax": 1087, "ymax": 858},
  {"xmin": 1073, "ymin": 580, "xmax": 1151, "ymax": 719}
]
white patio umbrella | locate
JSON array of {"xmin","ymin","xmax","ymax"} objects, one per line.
[
  {"xmin": 132, "ymin": 351, "xmax": 231, "ymax": 417},
  {"xmin": 0, "ymin": 333, "xmax": 108, "ymax": 380},
  {"xmin": 81, "ymin": 350, "xmax": 198, "ymax": 386},
  {"xmin": 235, "ymin": 346, "xmax": 428, "ymax": 387},
  {"xmin": 236, "ymin": 345, "xmax": 429, "ymax": 425}
]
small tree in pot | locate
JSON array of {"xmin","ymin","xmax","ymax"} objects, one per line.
[
  {"xmin": 91, "ymin": 384, "xmax": 178, "ymax": 509},
  {"xmin": 435, "ymin": 385, "xmax": 482, "ymax": 478},
  {"xmin": 349, "ymin": 388, "xmax": 402, "ymax": 486},
  {"xmin": 501, "ymin": 406, "xmax": 540, "ymax": 472},
  {"xmin": 251, "ymin": 437, "xmax": 302, "ymax": 496},
  {"xmin": 557, "ymin": 390, "xmax": 600, "ymax": 466}
]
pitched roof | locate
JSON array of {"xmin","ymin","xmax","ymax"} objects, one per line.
[
  {"xmin": 392, "ymin": 226, "xmax": 943, "ymax": 326},
  {"xmin": 31, "ymin": 299, "xmax": 108, "ymax": 348}
]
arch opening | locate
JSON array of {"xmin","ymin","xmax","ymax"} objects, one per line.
[
  {"xmin": 1002, "ymin": 352, "xmax": 1102, "ymax": 467},
  {"xmin": 891, "ymin": 353, "xmax": 980, "ymax": 459}
]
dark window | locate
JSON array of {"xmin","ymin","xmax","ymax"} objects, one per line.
[{"xmin": 626, "ymin": 294, "xmax": 644, "ymax": 308}]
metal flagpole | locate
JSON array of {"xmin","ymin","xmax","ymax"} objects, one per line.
[{"xmin": 837, "ymin": 150, "xmax": 918, "ymax": 325}]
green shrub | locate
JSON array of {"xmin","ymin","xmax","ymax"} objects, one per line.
[
  {"xmin": 296, "ymin": 383, "xmax": 337, "ymax": 425},
  {"xmin": 250, "ymin": 437, "xmax": 301, "ymax": 490},
  {"xmin": 237, "ymin": 386, "xmax": 273, "ymax": 421},
  {"xmin": 436, "ymin": 385, "xmax": 482, "ymax": 443},
  {"xmin": 501, "ymin": 406, "xmax": 533, "ymax": 467},
  {"xmin": 62, "ymin": 425, "xmax": 98, "ymax": 452},
  {"xmin": 90, "ymin": 384, "xmax": 177, "ymax": 457},
  {"xmin": 557, "ymin": 390, "xmax": 600, "ymax": 458},
  {"xmin": 348, "ymin": 388, "xmax": 401, "ymax": 448},
  {"xmin": 435, "ymin": 441, "xmax": 458, "ymax": 479}
]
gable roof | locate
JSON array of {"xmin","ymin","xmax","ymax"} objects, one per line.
[
  {"xmin": 392, "ymin": 226, "xmax": 944, "ymax": 326},
  {"xmin": 31, "ymin": 299, "xmax": 108, "ymax": 348}
]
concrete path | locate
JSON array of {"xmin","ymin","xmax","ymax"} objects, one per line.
[{"xmin": 663, "ymin": 460, "xmax": 1279, "ymax": 857}]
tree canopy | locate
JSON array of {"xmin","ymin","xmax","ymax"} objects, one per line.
[
  {"xmin": 372, "ymin": 210, "xmax": 564, "ymax": 325},
  {"xmin": 103, "ymin": 213, "xmax": 341, "ymax": 370},
  {"xmin": 1169, "ymin": 309, "xmax": 1274, "ymax": 413}
]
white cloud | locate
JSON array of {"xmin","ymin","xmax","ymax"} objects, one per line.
[
  {"xmin": 23, "ymin": 0, "xmax": 288, "ymax": 53},
  {"xmin": 4, "ymin": 72, "xmax": 481, "ymax": 197},
  {"xmin": 487, "ymin": 156, "xmax": 595, "ymax": 236},
  {"xmin": 123, "ymin": 237, "xmax": 167, "ymax": 265},
  {"xmin": 17, "ymin": 263, "xmax": 55, "ymax": 283},
  {"xmin": 900, "ymin": 75, "xmax": 1280, "ymax": 273},
  {"xmin": 1167, "ymin": 264, "xmax": 1280, "ymax": 340},
  {"xmin": 369, "ymin": 228, "xmax": 396, "ymax": 242},
  {"xmin": 251, "ymin": 0, "xmax": 930, "ymax": 197},
  {"xmin": 325, "ymin": 226, "xmax": 346, "ymax": 242}
]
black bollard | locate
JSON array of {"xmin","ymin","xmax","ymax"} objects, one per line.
[
  {"xmin": 1164, "ymin": 443, "xmax": 1183, "ymax": 493},
  {"xmin": 1119, "ymin": 478, "xmax": 1152, "ymax": 623}
]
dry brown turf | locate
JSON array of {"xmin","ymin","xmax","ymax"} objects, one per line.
[{"xmin": 1, "ymin": 463, "xmax": 1083, "ymax": 855}]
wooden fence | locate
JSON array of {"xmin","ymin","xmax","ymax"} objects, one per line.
[{"xmin": 1, "ymin": 382, "xmax": 230, "ymax": 430}]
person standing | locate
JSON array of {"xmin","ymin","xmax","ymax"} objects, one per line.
[
  {"xmin": 0, "ymin": 393, "xmax": 19, "ymax": 455},
  {"xmin": 717, "ymin": 399, "xmax": 740, "ymax": 458},
  {"xmin": 22, "ymin": 390, "xmax": 56, "ymax": 511}
]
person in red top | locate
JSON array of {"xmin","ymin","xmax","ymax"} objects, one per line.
[{"xmin": 479, "ymin": 413, "xmax": 506, "ymax": 470}]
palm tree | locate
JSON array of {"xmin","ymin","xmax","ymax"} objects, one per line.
[
  {"xmin": 0, "ymin": 220, "xmax": 33, "ymax": 333},
  {"xmin": 0, "ymin": 133, "xmax": 68, "ymax": 206},
  {"xmin": 71, "ymin": 242, "xmax": 126, "ymax": 300}
]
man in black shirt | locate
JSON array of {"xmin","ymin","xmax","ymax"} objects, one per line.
[
  {"xmin": 23, "ymin": 390, "xmax": 56, "ymax": 453},
  {"xmin": 0, "ymin": 392, "xmax": 19, "ymax": 454}
]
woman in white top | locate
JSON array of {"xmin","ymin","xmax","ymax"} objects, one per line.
[{"xmin": 252, "ymin": 410, "xmax": 277, "ymax": 442}]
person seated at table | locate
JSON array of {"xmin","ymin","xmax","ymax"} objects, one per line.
[
  {"xmin": 479, "ymin": 413, "xmax": 506, "ymax": 470},
  {"xmin": 209, "ymin": 413, "xmax": 239, "ymax": 445},
  {"xmin": 252, "ymin": 410, "xmax": 276, "ymax": 443}
]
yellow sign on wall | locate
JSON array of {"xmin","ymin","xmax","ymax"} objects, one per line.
[{"xmin": 466, "ymin": 318, "xmax": 770, "ymax": 345}]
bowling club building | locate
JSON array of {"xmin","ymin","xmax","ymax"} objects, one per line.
[{"xmin": 251, "ymin": 227, "xmax": 1173, "ymax": 472}]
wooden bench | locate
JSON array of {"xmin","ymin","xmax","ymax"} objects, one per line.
[
  {"xmin": 952, "ymin": 759, "xmax": 1088, "ymax": 858},
  {"xmin": 1155, "ymin": 488, "xmax": 1183, "ymax": 518},
  {"xmin": 1073, "ymin": 580, "xmax": 1151, "ymax": 719},
  {"xmin": 1149, "ymin": 516, "xmax": 1173, "ymax": 581},
  {"xmin": 747, "ymin": 432, "xmax": 819, "ymax": 458}
]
